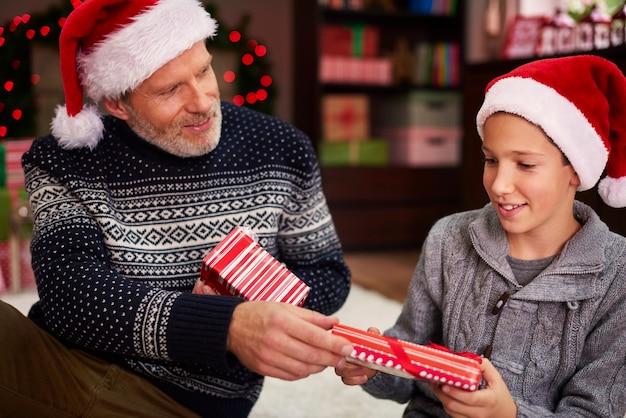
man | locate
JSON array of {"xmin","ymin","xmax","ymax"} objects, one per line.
[{"xmin": 0, "ymin": 0, "xmax": 352, "ymax": 416}]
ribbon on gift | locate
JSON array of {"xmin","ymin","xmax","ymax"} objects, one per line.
[
  {"xmin": 384, "ymin": 338, "xmax": 482, "ymax": 381},
  {"xmin": 333, "ymin": 324, "xmax": 483, "ymax": 391}
]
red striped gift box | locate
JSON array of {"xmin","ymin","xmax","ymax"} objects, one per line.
[
  {"xmin": 201, "ymin": 226, "xmax": 310, "ymax": 306},
  {"xmin": 332, "ymin": 324, "xmax": 482, "ymax": 391}
]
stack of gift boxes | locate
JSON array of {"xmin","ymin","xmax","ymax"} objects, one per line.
[
  {"xmin": 318, "ymin": 21, "xmax": 390, "ymax": 167},
  {"xmin": 319, "ymin": 94, "xmax": 389, "ymax": 166},
  {"xmin": 373, "ymin": 91, "xmax": 462, "ymax": 167},
  {"xmin": 317, "ymin": 3, "xmax": 462, "ymax": 168},
  {"xmin": 0, "ymin": 139, "xmax": 35, "ymax": 294}
]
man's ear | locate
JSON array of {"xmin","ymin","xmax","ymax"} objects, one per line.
[{"xmin": 103, "ymin": 97, "xmax": 130, "ymax": 121}]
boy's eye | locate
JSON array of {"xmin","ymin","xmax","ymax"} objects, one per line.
[
  {"xmin": 518, "ymin": 162, "xmax": 536, "ymax": 169},
  {"xmin": 483, "ymin": 157, "xmax": 497, "ymax": 165}
]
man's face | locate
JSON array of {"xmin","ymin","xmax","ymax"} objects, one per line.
[{"xmin": 118, "ymin": 41, "xmax": 222, "ymax": 157}]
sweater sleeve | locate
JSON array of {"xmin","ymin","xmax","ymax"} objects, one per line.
[
  {"xmin": 270, "ymin": 127, "xmax": 351, "ymax": 316},
  {"xmin": 25, "ymin": 161, "xmax": 243, "ymax": 368},
  {"xmin": 360, "ymin": 217, "xmax": 450, "ymax": 406}
]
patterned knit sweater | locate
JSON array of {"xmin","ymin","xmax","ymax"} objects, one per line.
[{"xmin": 22, "ymin": 102, "xmax": 351, "ymax": 417}]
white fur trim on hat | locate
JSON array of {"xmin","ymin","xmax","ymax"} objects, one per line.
[
  {"xmin": 51, "ymin": 104, "xmax": 103, "ymax": 150},
  {"xmin": 598, "ymin": 176, "xmax": 626, "ymax": 207},
  {"xmin": 476, "ymin": 76, "xmax": 609, "ymax": 191},
  {"xmin": 78, "ymin": 0, "xmax": 217, "ymax": 101}
]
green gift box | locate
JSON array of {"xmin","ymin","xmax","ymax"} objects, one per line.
[{"xmin": 319, "ymin": 138, "xmax": 388, "ymax": 167}]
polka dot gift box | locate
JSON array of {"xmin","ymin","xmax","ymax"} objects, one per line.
[
  {"xmin": 332, "ymin": 324, "xmax": 483, "ymax": 391},
  {"xmin": 201, "ymin": 226, "xmax": 310, "ymax": 306}
]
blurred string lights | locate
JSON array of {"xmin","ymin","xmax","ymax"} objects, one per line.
[{"xmin": 0, "ymin": 1, "xmax": 276, "ymax": 139}]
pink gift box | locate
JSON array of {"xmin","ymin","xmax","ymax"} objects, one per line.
[
  {"xmin": 201, "ymin": 226, "xmax": 310, "ymax": 306},
  {"xmin": 382, "ymin": 126, "xmax": 462, "ymax": 167},
  {"xmin": 332, "ymin": 324, "xmax": 483, "ymax": 391}
]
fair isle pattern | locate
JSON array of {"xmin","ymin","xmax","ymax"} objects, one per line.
[
  {"xmin": 27, "ymin": 167, "xmax": 332, "ymax": 279},
  {"xmin": 23, "ymin": 102, "xmax": 351, "ymax": 413},
  {"xmin": 133, "ymin": 288, "xmax": 178, "ymax": 360},
  {"xmin": 126, "ymin": 359, "xmax": 263, "ymax": 403}
]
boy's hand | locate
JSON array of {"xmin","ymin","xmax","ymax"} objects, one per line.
[
  {"xmin": 335, "ymin": 326, "xmax": 380, "ymax": 385},
  {"xmin": 430, "ymin": 358, "xmax": 517, "ymax": 418}
]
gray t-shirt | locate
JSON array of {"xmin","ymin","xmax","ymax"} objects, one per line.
[{"xmin": 507, "ymin": 255, "xmax": 556, "ymax": 286}]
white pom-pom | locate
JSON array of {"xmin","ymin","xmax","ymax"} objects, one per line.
[
  {"xmin": 598, "ymin": 176, "xmax": 626, "ymax": 208},
  {"xmin": 51, "ymin": 104, "xmax": 103, "ymax": 150}
]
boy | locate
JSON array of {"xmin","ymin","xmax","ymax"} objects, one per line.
[{"xmin": 336, "ymin": 55, "xmax": 626, "ymax": 417}]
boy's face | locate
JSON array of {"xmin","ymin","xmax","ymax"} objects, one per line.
[{"xmin": 482, "ymin": 112, "xmax": 580, "ymax": 245}]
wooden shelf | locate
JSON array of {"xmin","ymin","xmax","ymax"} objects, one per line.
[
  {"xmin": 321, "ymin": 167, "xmax": 462, "ymax": 250},
  {"xmin": 293, "ymin": 1, "xmax": 464, "ymax": 251}
]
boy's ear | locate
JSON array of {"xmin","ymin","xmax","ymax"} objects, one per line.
[
  {"xmin": 570, "ymin": 170, "xmax": 581, "ymax": 187},
  {"xmin": 103, "ymin": 97, "xmax": 130, "ymax": 121}
]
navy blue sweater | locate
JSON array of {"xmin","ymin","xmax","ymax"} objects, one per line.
[{"xmin": 23, "ymin": 102, "xmax": 351, "ymax": 417}]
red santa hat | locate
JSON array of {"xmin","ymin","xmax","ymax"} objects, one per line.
[
  {"xmin": 476, "ymin": 55, "xmax": 626, "ymax": 208},
  {"xmin": 52, "ymin": 0, "xmax": 217, "ymax": 150}
]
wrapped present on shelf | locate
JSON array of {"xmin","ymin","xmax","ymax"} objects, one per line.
[
  {"xmin": 201, "ymin": 226, "xmax": 310, "ymax": 306},
  {"xmin": 323, "ymin": 94, "xmax": 370, "ymax": 141},
  {"xmin": 321, "ymin": 24, "xmax": 353, "ymax": 56},
  {"xmin": 374, "ymin": 91, "xmax": 461, "ymax": 129},
  {"xmin": 382, "ymin": 126, "xmax": 462, "ymax": 167},
  {"xmin": 320, "ymin": 23, "xmax": 378, "ymax": 57},
  {"xmin": 0, "ymin": 139, "xmax": 36, "ymax": 294},
  {"xmin": 0, "ymin": 186, "xmax": 11, "ymax": 294},
  {"xmin": 4, "ymin": 138, "xmax": 34, "ymax": 206},
  {"xmin": 15, "ymin": 188, "xmax": 35, "ymax": 292},
  {"xmin": 320, "ymin": 55, "xmax": 393, "ymax": 85},
  {"xmin": 318, "ymin": 138, "xmax": 388, "ymax": 167},
  {"xmin": 350, "ymin": 23, "xmax": 380, "ymax": 57},
  {"xmin": 332, "ymin": 324, "xmax": 483, "ymax": 391}
]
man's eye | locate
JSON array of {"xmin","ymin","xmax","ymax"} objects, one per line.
[{"xmin": 161, "ymin": 85, "xmax": 179, "ymax": 95}]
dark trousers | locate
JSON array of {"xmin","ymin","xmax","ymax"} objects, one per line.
[{"xmin": 0, "ymin": 300, "xmax": 199, "ymax": 417}]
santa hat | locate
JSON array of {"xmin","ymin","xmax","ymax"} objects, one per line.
[
  {"xmin": 476, "ymin": 55, "xmax": 626, "ymax": 208},
  {"xmin": 52, "ymin": 0, "xmax": 217, "ymax": 150}
]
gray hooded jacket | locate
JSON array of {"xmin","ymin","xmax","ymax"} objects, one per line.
[{"xmin": 363, "ymin": 201, "xmax": 626, "ymax": 417}]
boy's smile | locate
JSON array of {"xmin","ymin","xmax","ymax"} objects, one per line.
[{"xmin": 482, "ymin": 112, "xmax": 581, "ymax": 258}]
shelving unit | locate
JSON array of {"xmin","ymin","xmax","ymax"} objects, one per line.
[{"xmin": 293, "ymin": 1, "xmax": 465, "ymax": 250}]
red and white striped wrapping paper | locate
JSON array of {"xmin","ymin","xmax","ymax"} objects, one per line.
[
  {"xmin": 332, "ymin": 324, "xmax": 483, "ymax": 391},
  {"xmin": 201, "ymin": 226, "xmax": 310, "ymax": 306}
]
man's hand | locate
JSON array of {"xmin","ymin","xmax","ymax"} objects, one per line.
[
  {"xmin": 227, "ymin": 301, "xmax": 353, "ymax": 381},
  {"xmin": 192, "ymin": 278, "xmax": 217, "ymax": 295},
  {"xmin": 430, "ymin": 358, "xmax": 517, "ymax": 418},
  {"xmin": 335, "ymin": 326, "xmax": 380, "ymax": 385}
]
